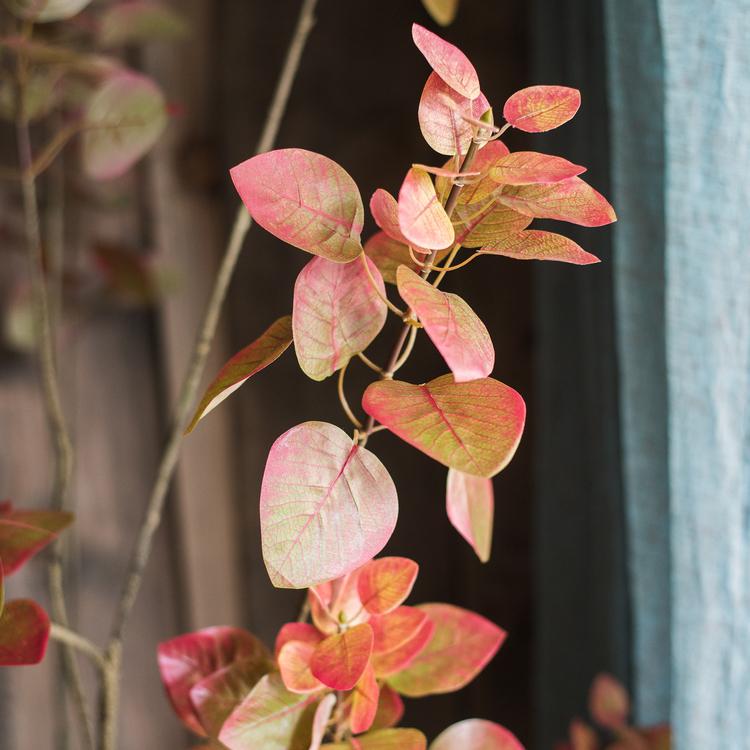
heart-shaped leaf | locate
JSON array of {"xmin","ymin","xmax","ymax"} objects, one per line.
[
  {"xmin": 370, "ymin": 685, "xmax": 404, "ymax": 731},
  {"xmin": 497, "ymin": 177, "xmax": 616, "ymax": 227},
  {"xmin": 420, "ymin": 0, "xmax": 460, "ymax": 26},
  {"xmin": 430, "ymin": 719, "xmax": 525, "ymax": 750},
  {"xmin": 354, "ymin": 728, "xmax": 427, "ymax": 750},
  {"xmin": 357, "ymin": 557, "xmax": 419, "ymax": 615},
  {"xmin": 310, "ymin": 694, "xmax": 337, "ymax": 750},
  {"xmin": 231, "ymin": 149, "xmax": 364, "ymax": 263},
  {"xmin": 82, "ymin": 72, "xmax": 167, "ymax": 181},
  {"xmin": 398, "ymin": 168, "xmax": 454, "ymax": 250},
  {"xmin": 275, "ymin": 623, "xmax": 323, "ymax": 658},
  {"xmin": 186, "ymin": 315, "xmax": 293, "ymax": 433},
  {"xmin": 489, "ymin": 152, "xmax": 585, "ymax": 185},
  {"xmin": 412, "ymin": 24, "xmax": 480, "ymax": 100},
  {"xmin": 6, "ymin": 0, "xmax": 92, "ymax": 21},
  {"xmin": 98, "ymin": 2, "xmax": 188, "ymax": 47},
  {"xmin": 0, "ymin": 507, "xmax": 73, "ymax": 575},
  {"xmin": 452, "ymin": 200, "xmax": 531, "ymax": 248},
  {"xmin": 446, "ymin": 469, "xmax": 494, "ymax": 562},
  {"xmin": 293, "ymin": 256, "xmax": 387, "ymax": 381},
  {"xmin": 396, "ymin": 266, "xmax": 494, "ymax": 383},
  {"xmin": 364, "ymin": 232, "xmax": 422, "ymax": 284},
  {"xmin": 260, "ymin": 422, "xmax": 398, "ymax": 589},
  {"xmin": 362, "ymin": 375, "xmax": 526, "ymax": 478},
  {"xmin": 279, "ymin": 640, "xmax": 325, "ymax": 695},
  {"xmin": 370, "ymin": 608, "xmax": 434, "ymax": 678},
  {"xmin": 0, "ymin": 599, "xmax": 50, "ymax": 666},
  {"xmin": 503, "ymin": 85, "xmax": 581, "ymax": 133},
  {"xmin": 479, "ymin": 230, "xmax": 599, "ymax": 265},
  {"xmin": 350, "ymin": 663, "xmax": 380, "ymax": 734},
  {"xmin": 589, "ymin": 673, "xmax": 629, "ymax": 730},
  {"xmin": 387, "ymin": 603, "xmax": 505, "ymax": 697},
  {"xmin": 310, "ymin": 623, "xmax": 374, "ymax": 690}
]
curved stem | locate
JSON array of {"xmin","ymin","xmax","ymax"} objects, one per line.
[
  {"xmin": 356, "ymin": 351, "xmax": 384, "ymax": 374},
  {"xmin": 389, "ymin": 324, "xmax": 418, "ymax": 376},
  {"xmin": 337, "ymin": 361, "xmax": 363, "ymax": 429},
  {"xmin": 359, "ymin": 251, "xmax": 405, "ymax": 317},
  {"xmin": 50, "ymin": 625, "xmax": 106, "ymax": 671}
]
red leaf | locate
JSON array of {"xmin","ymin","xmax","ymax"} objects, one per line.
[
  {"xmin": 0, "ymin": 599, "xmax": 50, "ymax": 666},
  {"xmin": 398, "ymin": 168, "xmax": 455, "ymax": 250},
  {"xmin": 431, "ymin": 719, "xmax": 526, "ymax": 750},
  {"xmin": 370, "ymin": 685, "xmax": 404, "ymax": 731},
  {"xmin": 370, "ymin": 609, "xmax": 435, "ymax": 678},
  {"xmin": 480, "ymin": 230, "xmax": 600, "ymax": 265},
  {"xmin": 310, "ymin": 623, "xmax": 374, "ymax": 691},
  {"xmin": 446, "ymin": 469, "xmax": 494, "ymax": 562},
  {"xmin": 350, "ymin": 662, "xmax": 380, "ymax": 734},
  {"xmin": 589, "ymin": 673, "xmax": 630, "ymax": 730},
  {"xmin": 279, "ymin": 640, "xmax": 326, "ymax": 695},
  {"xmin": 503, "ymin": 85, "xmax": 581, "ymax": 133},
  {"xmin": 490, "ymin": 152, "xmax": 585, "ymax": 185},
  {"xmin": 357, "ymin": 557, "xmax": 419, "ymax": 615},
  {"xmin": 275, "ymin": 622, "xmax": 323, "ymax": 658},
  {"xmin": 231, "ymin": 149, "xmax": 364, "ymax": 263},
  {"xmin": 411, "ymin": 24, "xmax": 480, "ymax": 99},
  {"xmin": 396, "ymin": 266, "xmax": 494, "ymax": 383},
  {"xmin": 364, "ymin": 232, "xmax": 422, "ymax": 284},
  {"xmin": 0, "ymin": 507, "xmax": 73, "ymax": 575}
]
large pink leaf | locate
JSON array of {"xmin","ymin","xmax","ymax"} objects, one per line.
[
  {"xmin": 503, "ymin": 85, "xmax": 581, "ymax": 133},
  {"xmin": 350, "ymin": 662, "xmax": 380, "ymax": 734},
  {"xmin": 279, "ymin": 640, "xmax": 325, "ymax": 695},
  {"xmin": 219, "ymin": 673, "xmax": 317, "ymax": 750},
  {"xmin": 364, "ymin": 232, "xmax": 422, "ymax": 284},
  {"xmin": 231, "ymin": 149, "xmax": 364, "ymax": 263},
  {"xmin": 446, "ymin": 469, "xmax": 494, "ymax": 562},
  {"xmin": 396, "ymin": 266, "xmax": 494, "ymax": 383},
  {"xmin": 0, "ymin": 598, "xmax": 50, "ymax": 666},
  {"xmin": 310, "ymin": 623, "xmax": 373, "ymax": 691},
  {"xmin": 430, "ymin": 719, "xmax": 525, "ymax": 750},
  {"xmin": 293, "ymin": 256, "xmax": 387, "ymax": 381},
  {"xmin": 452, "ymin": 200, "xmax": 531, "ymax": 248},
  {"xmin": 418, "ymin": 73, "xmax": 491, "ymax": 157},
  {"xmin": 387, "ymin": 604, "xmax": 505, "ymax": 697},
  {"xmin": 186, "ymin": 315, "xmax": 293, "ymax": 433},
  {"xmin": 398, "ymin": 168, "xmax": 455, "ymax": 250},
  {"xmin": 411, "ymin": 24, "xmax": 480, "ymax": 99},
  {"xmin": 497, "ymin": 178, "xmax": 616, "ymax": 227},
  {"xmin": 0, "ymin": 506, "xmax": 73, "ymax": 575},
  {"xmin": 589, "ymin": 673, "xmax": 629, "ymax": 730},
  {"xmin": 370, "ymin": 685, "xmax": 404, "ymax": 731},
  {"xmin": 260, "ymin": 422, "xmax": 398, "ymax": 589},
  {"xmin": 352, "ymin": 728, "xmax": 427, "ymax": 750},
  {"xmin": 357, "ymin": 557, "xmax": 419, "ymax": 615},
  {"xmin": 157, "ymin": 627, "xmax": 271, "ymax": 736},
  {"xmin": 362, "ymin": 375, "xmax": 526, "ymax": 478},
  {"xmin": 479, "ymin": 230, "xmax": 599, "ymax": 265},
  {"xmin": 490, "ymin": 152, "xmax": 585, "ymax": 185},
  {"xmin": 310, "ymin": 693, "xmax": 337, "ymax": 750}
]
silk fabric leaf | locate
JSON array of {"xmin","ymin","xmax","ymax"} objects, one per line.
[
  {"xmin": 489, "ymin": 151, "xmax": 585, "ymax": 185},
  {"xmin": 0, "ymin": 508, "xmax": 73, "ymax": 574},
  {"xmin": 387, "ymin": 603, "xmax": 505, "ymax": 697},
  {"xmin": 371, "ymin": 607, "xmax": 430, "ymax": 656},
  {"xmin": 396, "ymin": 266, "xmax": 494, "ymax": 383},
  {"xmin": 370, "ymin": 685, "xmax": 404, "ymax": 731},
  {"xmin": 350, "ymin": 663, "xmax": 380, "ymax": 734},
  {"xmin": 279, "ymin": 640, "xmax": 325, "ymax": 694},
  {"xmin": 0, "ymin": 599, "xmax": 50, "ymax": 666},
  {"xmin": 435, "ymin": 142, "xmax": 510, "ymax": 206},
  {"xmin": 411, "ymin": 24, "xmax": 480, "ymax": 99},
  {"xmin": 480, "ymin": 230, "xmax": 599, "ymax": 265},
  {"xmin": 589, "ymin": 673, "xmax": 630, "ymax": 730},
  {"xmin": 420, "ymin": 0, "xmax": 460, "ymax": 26},
  {"xmin": 6, "ymin": 0, "xmax": 92, "ymax": 21},
  {"xmin": 398, "ymin": 168, "xmax": 455, "ymax": 250},
  {"xmin": 364, "ymin": 232, "xmax": 422, "ymax": 284},
  {"xmin": 497, "ymin": 177, "xmax": 616, "ymax": 227},
  {"xmin": 293, "ymin": 256, "xmax": 387, "ymax": 381},
  {"xmin": 362, "ymin": 375, "xmax": 526, "ymax": 478},
  {"xmin": 452, "ymin": 199, "xmax": 531, "ymax": 248},
  {"xmin": 231, "ymin": 148, "xmax": 364, "ymax": 263},
  {"xmin": 260, "ymin": 421, "xmax": 398, "ymax": 589},
  {"xmin": 503, "ymin": 85, "xmax": 581, "ymax": 133},
  {"xmin": 357, "ymin": 557, "xmax": 419, "ymax": 615},
  {"xmin": 353, "ymin": 728, "xmax": 427, "ymax": 750},
  {"xmin": 370, "ymin": 610, "xmax": 435, "ymax": 678},
  {"xmin": 446, "ymin": 469, "xmax": 494, "ymax": 562},
  {"xmin": 430, "ymin": 719, "xmax": 525, "ymax": 750},
  {"xmin": 310, "ymin": 623, "xmax": 374, "ymax": 690},
  {"xmin": 310, "ymin": 694, "xmax": 337, "ymax": 750},
  {"xmin": 186, "ymin": 315, "xmax": 293, "ymax": 433}
]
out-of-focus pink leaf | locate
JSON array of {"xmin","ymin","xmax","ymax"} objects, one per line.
[
  {"xmin": 260, "ymin": 421, "xmax": 398, "ymax": 589},
  {"xmin": 275, "ymin": 623, "xmax": 323, "ymax": 658},
  {"xmin": 352, "ymin": 728, "xmax": 427, "ymax": 750},
  {"xmin": 350, "ymin": 662, "xmax": 380, "ymax": 734},
  {"xmin": 418, "ymin": 73, "xmax": 491, "ymax": 157},
  {"xmin": 364, "ymin": 232, "xmax": 422, "ymax": 284},
  {"xmin": 362, "ymin": 375, "xmax": 526, "ymax": 478},
  {"xmin": 293, "ymin": 256, "xmax": 387, "ymax": 381},
  {"xmin": 219, "ymin": 673, "xmax": 316, "ymax": 750},
  {"xmin": 589, "ymin": 673, "xmax": 630, "ymax": 730},
  {"xmin": 6, "ymin": 0, "xmax": 93, "ymax": 22},
  {"xmin": 452, "ymin": 199, "xmax": 531, "ymax": 248},
  {"xmin": 82, "ymin": 72, "xmax": 167, "ymax": 181},
  {"xmin": 480, "ymin": 230, "xmax": 600, "ymax": 265},
  {"xmin": 420, "ymin": 0, "xmax": 460, "ymax": 26},
  {"xmin": 0, "ymin": 506, "xmax": 73, "ymax": 575},
  {"xmin": 157, "ymin": 627, "xmax": 271, "ymax": 736},
  {"xmin": 396, "ymin": 266, "xmax": 494, "ymax": 383},
  {"xmin": 490, "ymin": 152, "xmax": 585, "ymax": 185},
  {"xmin": 279, "ymin": 640, "xmax": 325, "ymax": 695},
  {"xmin": 387, "ymin": 603, "xmax": 505, "ymax": 697},
  {"xmin": 310, "ymin": 623, "xmax": 373, "ymax": 691},
  {"xmin": 98, "ymin": 2, "xmax": 188, "ymax": 47},
  {"xmin": 497, "ymin": 178, "xmax": 616, "ymax": 227},
  {"xmin": 430, "ymin": 719, "xmax": 525, "ymax": 750},
  {"xmin": 310, "ymin": 693, "xmax": 337, "ymax": 750},
  {"xmin": 0, "ymin": 599, "xmax": 50, "ymax": 666},
  {"xmin": 446, "ymin": 469, "xmax": 494, "ymax": 562},
  {"xmin": 411, "ymin": 24, "xmax": 480, "ymax": 100},
  {"xmin": 370, "ymin": 608, "xmax": 435, "ymax": 678},
  {"xmin": 503, "ymin": 86, "xmax": 581, "ymax": 133},
  {"xmin": 569, "ymin": 719, "xmax": 599, "ymax": 750},
  {"xmin": 370, "ymin": 685, "xmax": 404, "ymax": 731},
  {"xmin": 398, "ymin": 168, "xmax": 454, "ymax": 250},
  {"xmin": 357, "ymin": 557, "xmax": 419, "ymax": 615},
  {"xmin": 186, "ymin": 315, "xmax": 293, "ymax": 433},
  {"xmin": 231, "ymin": 149, "xmax": 364, "ymax": 263}
]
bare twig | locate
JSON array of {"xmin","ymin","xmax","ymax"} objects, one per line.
[{"xmin": 50, "ymin": 624, "xmax": 106, "ymax": 670}]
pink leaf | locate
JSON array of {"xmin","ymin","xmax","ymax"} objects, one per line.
[
  {"xmin": 418, "ymin": 73, "xmax": 491, "ymax": 157},
  {"xmin": 490, "ymin": 152, "xmax": 585, "ymax": 185},
  {"xmin": 186, "ymin": 315, "xmax": 293, "ymax": 433},
  {"xmin": 370, "ymin": 189, "xmax": 425, "ymax": 251},
  {"xmin": 398, "ymin": 168, "xmax": 455, "ymax": 250},
  {"xmin": 353, "ymin": 728, "xmax": 427, "ymax": 750},
  {"xmin": 0, "ymin": 599, "xmax": 50, "ymax": 666},
  {"xmin": 278, "ymin": 640, "xmax": 326, "ymax": 695},
  {"xmin": 503, "ymin": 85, "xmax": 581, "ymax": 133},
  {"xmin": 370, "ymin": 609, "xmax": 435, "ymax": 679},
  {"xmin": 435, "ymin": 142, "xmax": 510, "ymax": 207},
  {"xmin": 364, "ymin": 232, "xmax": 422, "ymax": 284},
  {"xmin": 480, "ymin": 230, "xmax": 600, "ymax": 265},
  {"xmin": 370, "ymin": 685, "xmax": 404, "ymax": 731},
  {"xmin": 452, "ymin": 200, "xmax": 531, "ymax": 248},
  {"xmin": 430, "ymin": 719, "xmax": 526, "ymax": 750},
  {"xmin": 411, "ymin": 24, "xmax": 480, "ymax": 99},
  {"xmin": 497, "ymin": 177, "xmax": 616, "ymax": 227},
  {"xmin": 396, "ymin": 266, "xmax": 494, "ymax": 383},
  {"xmin": 310, "ymin": 623, "xmax": 374, "ymax": 691},
  {"xmin": 589, "ymin": 673, "xmax": 630, "ymax": 730},
  {"xmin": 446, "ymin": 469, "xmax": 494, "ymax": 562},
  {"xmin": 231, "ymin": 149, "xmax": 364, "ymax": 263},
  {"xmin": 350, "ymin": 662, "xmax": 380, "ymax": 734},
  {"xmin": 260, "ymin": 422, "xmax": 398, "ymax": 589},
  {"xmin": 357, "ymin": 557, "xmax": 419, "ymax": 615},
  {"xmin": 275, "ymin": 623, "xmax": 324, "ymax": 658},
  {"xmin": 293, "ymin": 256, "xmax": 387, "ymax": 381},
  {"xmin": 310, "ymin": 693, "xmax": 337, "ymax": 750},
  {"xmin": 0, "ymin": 506, "xmax": 73, "ymax": 575},
  {"xmin": 387, "ymin": 603, "xmax": 505, "ymax": 697},
  {"xmin": 362, "ymin": 375, "xmax": 526, "ymax": 478}
]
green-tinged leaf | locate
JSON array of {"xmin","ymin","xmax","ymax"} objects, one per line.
[
  {"xmin": 388, "ymin": 604, "xmax": 505, "ymax": 697},
  {"xmin": 446, "ymin": 470, "xmax": 493, "ymax": 562},
  {"xmin": 350, "ymin": 662, "xmax": 379, "ymax": 734},
  {"xmin": 420, "ymin": 0, "xmax": 460, "ymax": 26},
  {"xmin": 82, "ymin": 71, "xmax": 167, "ymax": 181},
  {"xmin": 479, "ymin": 230, "xmax": 599, "ymax": 265},
  {"xmin": 0, "ymin": 598, "xmax": 50, "ymax": 666},
  {"xmin": 353, "ymin": 728, "xmax": 427, "ymax": 750},
  {"xmin": 278, "ymin": 640, "xmax": 324, "ymax": 694},
  {"xmin": 503, "ymin": 85, "xmax": 581, "ymax": 133},
  {"xmin": 364, "ymin": 232, "xmax": 421, "ymax": 284},
  {"xmin": 310, "ymin": 623, "xmax": 373, "ymax": 691},
  {"xmin": 452, "ymin": 199, "xmax": 531, "ymax": 248},
  {"xmin": 430, "ymin": 719, "xmax": 525, "ymax": 750},
  {"xmin": 186, "ymin": 316, "xmax": 293, "ymax": 433},
  {"xmin": 98, "ymin": 2, "xmax": 189, "ymax": 47},
  {"xmin": 489, "ymin": 151, "xmax": 585, "ymax": 185},
  {"xmin": 357, "ymin": 557, "xmax": 419, "ymax": 616},
  {"xmin": 0, "ymin": 506, "xmax": 73, "ymax": 575},
  {"xmin": 362, "ymin": 375, "xmax": 526, "ymax": 478},
  {"xmin": 370, "ymin": 685, "xmax": 404, "ymax": 731},
  {"xmin": 5, "ymin": 0, "xmax": 93, "ymax": 22},
  {"xmin": 435, "ymin": 142, "xmax": 510, "ymax": 206}
]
